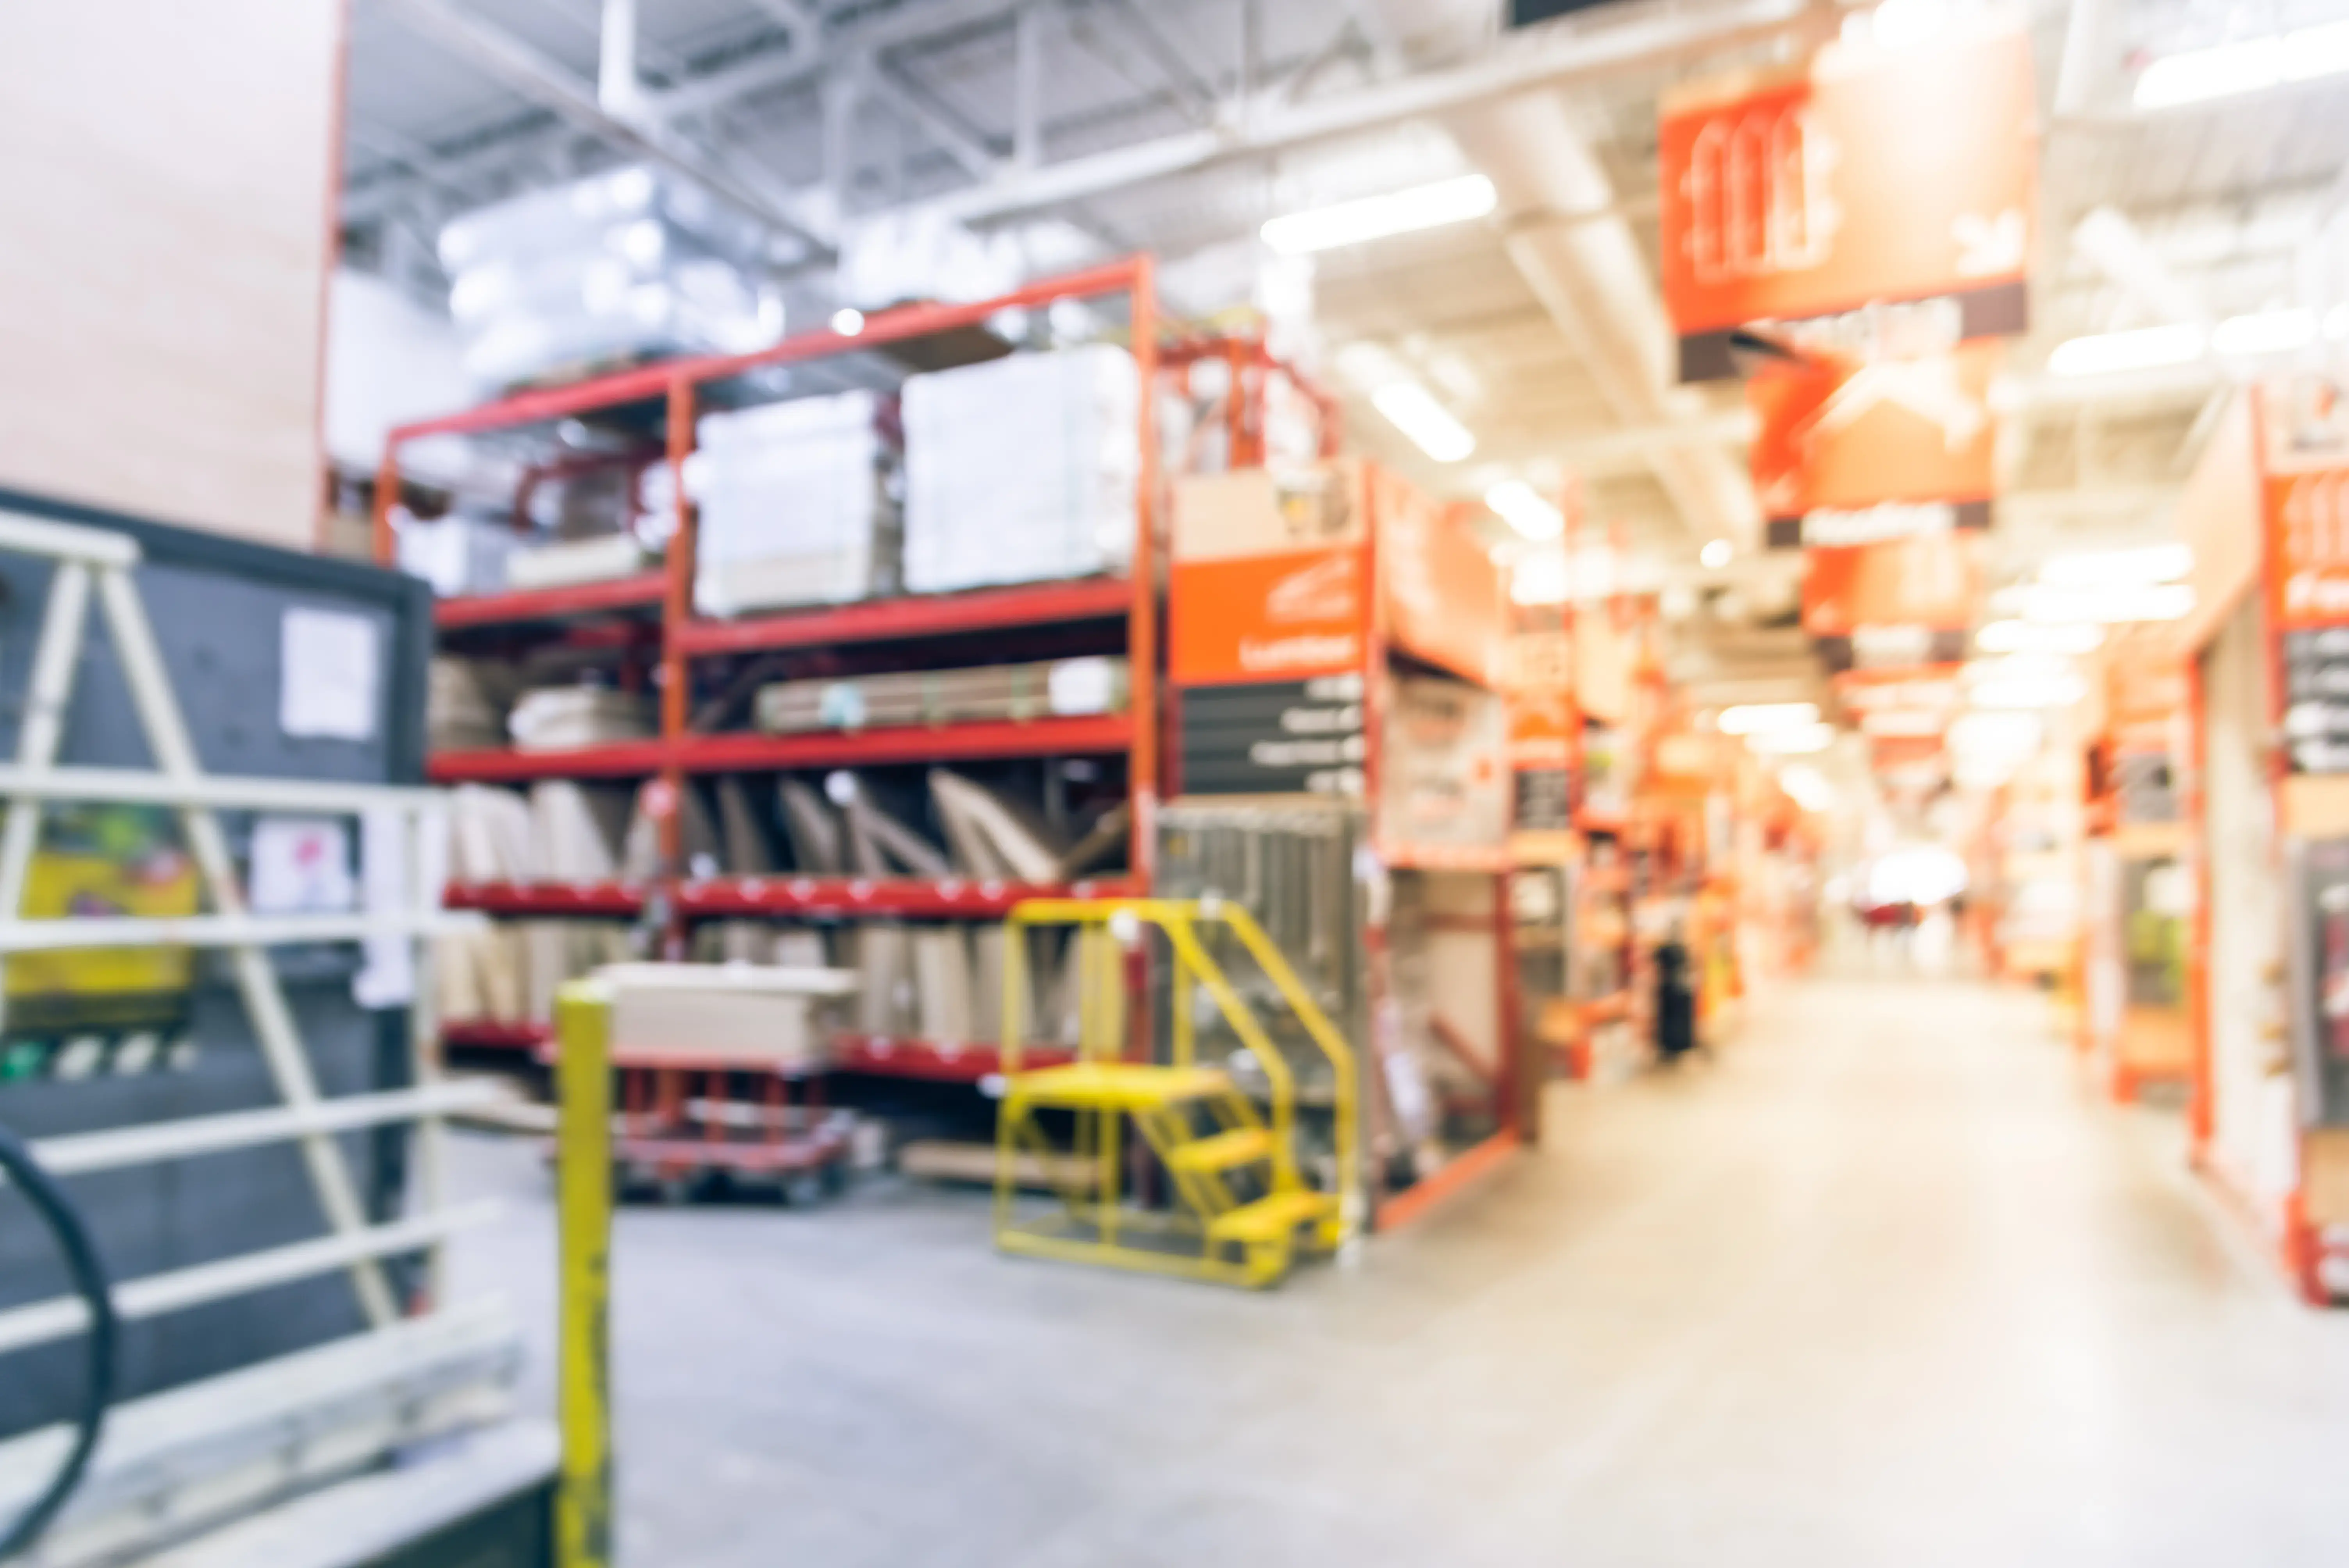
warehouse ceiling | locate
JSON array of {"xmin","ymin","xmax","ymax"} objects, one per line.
[{"xmin": 340, "ymin": 0, "xmax": 2349, "ymax": 701}]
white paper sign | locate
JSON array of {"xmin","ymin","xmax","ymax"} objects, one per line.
[
  {"xmin": 250, "ymin": 816, "xmax": 356, "ymax": 914},
  {"xmin": 281, "ymin": 607, "xmax": 380, "ymax": 741},
  {"xmin": 353, "ymin": 807, "xmax": 425, "ymax": 1010}
]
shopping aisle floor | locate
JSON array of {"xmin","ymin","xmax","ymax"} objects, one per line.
[{"xmin": 446, "ymin": 976, "xmax": 2349, "ymax": 1566}]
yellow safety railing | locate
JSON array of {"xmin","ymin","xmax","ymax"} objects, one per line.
[
  {"xmin": 1001, "ymin": 896, "xmax": 1360, "ymax": 1243},
  {"xmin": 552, "ymin": 981, "xmax": 614, "ymax": 1568}
]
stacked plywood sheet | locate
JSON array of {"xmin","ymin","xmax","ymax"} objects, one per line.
[{"xmin": 753, "ymin": 656, "xmax": 1125, "ymax": 735}]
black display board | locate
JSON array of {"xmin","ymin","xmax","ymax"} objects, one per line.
[{"xmin": 1177, "ymin": 675, "xmax": 1365, "ymax": 796}]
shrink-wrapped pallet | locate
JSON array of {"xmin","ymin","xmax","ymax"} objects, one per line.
[
  {"xmin": 901, "ymin": 346, "xmax": 1139, "ymax": 592},
  {"xmin": 687, "ymin": 390, "xmax": 902, "ymax": 614},
  {"xmin": 438, "ymin": 165, "xmax": 781, "ymax": 390}
]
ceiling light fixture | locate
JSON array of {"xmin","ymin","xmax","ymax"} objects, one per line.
[
  {"xmin": 1777, "ymin": 763, "xmax": 1838, "ymax": 813},
  {"xmin": 1975, "ymin": 619, "xmax": 2107, "ymax": 655},
  {"xmin": 1720, "ymin": 702, "xmax": 1822, "ymax": 736},
  {"xmin": 2212, "ymin": 308, "xmax": 2319, "ymax": 357},
  {"xmin": 2036, "ymin": 543, "xmax": 2192, "ymax": 589},
  {"xmin": 1486, "ymin": 481, "xmax": 1564, "ymax": 540},
  {"xmin": 830, "ymin": 308, "xmax": 866, "ymax": 336},
  {"xmin": 1261, "ymin": 174, "xmax": 1499, "ymax": 256},
  {"xmin": 1700, "ymin": 539, "xmax": 1733, "ymax": 570},
  {"xmin": 1747, "ymin": 722, "xmax": 1837, "ymax": 755},
  {"xmin": 1970, "ymin": 675, "xmax": 2088, "ymax": 710},
  {"xmin": 2134, "ymin": 20, "xmax": 2349, "ymax": 109},
  {"xmin": 2015, "ymin": 582, "xmax": 2195, "ymax": 624},
  {"xmin": 2047, "ymin": 323, "xmax": 2205, "ymax": 378},
  {"xmin": 1371, "ymin": 381, "xmax": 1476, "ymax": 463}
]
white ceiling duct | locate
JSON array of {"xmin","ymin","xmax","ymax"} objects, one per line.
[{"xmin": 1386, "ymin": 73, "xmax": 1759, "ymax": 549}]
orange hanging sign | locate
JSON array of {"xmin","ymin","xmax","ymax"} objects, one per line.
[
  {"xmin": 1658, "ymin": 24, "xmax": 2037, "ymax": 380},
  {"xmin": 1751, "ymin": 340, "xmax": 2002, "ymax": 548}
]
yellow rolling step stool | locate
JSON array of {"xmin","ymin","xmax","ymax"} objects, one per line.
[{"xmin": 993, "ymin": 898, "xmax": 1360, "ymax": 1289}]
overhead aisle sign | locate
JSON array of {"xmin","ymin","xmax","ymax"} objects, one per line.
[
  {"xmin": 1657, "ymin": 21, "xmax": 2038, "ymax": 382},
  {"xmin": 1801, "ymin": 531, "xmax": 1980, "ymax": 675},
  {"xmin": 1750, "ymin": 340, "xmax": 2002, "ymax": 550},
  {"xmin": 1170, "ymin": 467, "xmax": 1369, "ymax": 796}
]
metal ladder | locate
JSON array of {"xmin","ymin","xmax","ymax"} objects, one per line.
[{"xmin": 992, "ymin": 897, "xmax": 1360, "ymax": 1288}]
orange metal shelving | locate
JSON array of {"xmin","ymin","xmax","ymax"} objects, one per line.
[{"xmin": 380, "ymin": 258, "xmax": 1168, "ymax": 1082}]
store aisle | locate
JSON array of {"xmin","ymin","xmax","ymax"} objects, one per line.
[{"xmin": 447, "ymin": 975, "xmax": 2349, "ymax": 1567}]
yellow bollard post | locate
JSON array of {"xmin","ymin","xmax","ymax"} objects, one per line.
[{"xmin": 554, "ymin": 979, "xmax": 614, "ymax": 1568}]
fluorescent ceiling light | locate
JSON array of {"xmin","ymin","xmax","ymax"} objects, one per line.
[
  {"xmin": 1486, "ymin": 481, "xmax": 1563, "ymax": 540},
  {"xmin": 1966, "ymin": 653, "xmax": 2078, "ymax": 686},
  {"xmin": 1372, "ymin": 381, "xmax": 1476, "ymax": 463},
  {"xmin": 2212, "ymin": 308, "xmax": 2319, "ymax": 357},
  {"xmin": 1976, "ymin": 619, "xmax": 2106, "ymax": 655},
  {"xmin": 1700, "ymin": 539, "xmax": 1732, "ymax": 570},
  {"xmin": 1861, "ymin": 709, "xmax": 1946, "ymax": 738},
  {"xmin": 2037, "ymin": 543, "xmax": 2191, "ymax": 589},
  {"xmin": 2137, "ymin": 36, "xmax": 2285, "ymax": 107},
  {"xmin": 1510, "ymin": 552, "xmax": 1566, "ymax": 606},
  {"xmin": 2016, "ymin": 582, "xmax": 2194, "ymax": 624},
  {"xmin": 1748, "ymin": 722, "xmax": 1836, "ymax": 754},
  {"xmin": 1262, "ymin": 175, "xmax": 1498, "ymax": 256},
  {"xmin": 2135, "ymin": 21, "xmax": 2349, "ymax": 109},
  {"xmin": 1971, "ymin": 674, "xmax": 2087, "ymax": 710},
  {"xmin": 1778, "ymin": 763, "xmax": 1838, "ymax": 813},
  {"xmin": 2047, "ymin": 324, "xmax": 2205, "ymax": 378},
  {"xmin": 1719, "ymin": 702, "xmax": 1820, "ymax": 736},
  {"xmin": 1949, "ymin": 711, "xmax": 2043, "ymax": 757}
]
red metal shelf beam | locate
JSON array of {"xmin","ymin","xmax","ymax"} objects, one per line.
[
  {"xmin": 670, "ymin": 577, "xmax": 1133, "ymax": 659},
  {"xmin": 428, "ymin": 741, "xmax": 669, "ymax": 784},
  {"xmin": 445, "ymin": 881, "xmax": 649, "ymax": 917},
  {"xmin": 677, "ymin": 875, "xmax": 1139, "ymax": 920},
  {"xmin": 442, "ymin": 1021, "xmax": 552, "ymax": 1053},
  {"xmin": 433, "ymin": 573, "xmax": 670, "ymax": 630},
  {"xmin": 831, "ymin": 1035, "xmax": 1076, "ymax": 1083}
]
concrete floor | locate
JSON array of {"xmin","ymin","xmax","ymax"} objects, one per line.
[{"xmin": 445, "ymin": 974, "xmax": 2349, "ymax": 1566}]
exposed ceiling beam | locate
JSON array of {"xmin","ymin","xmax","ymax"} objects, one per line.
[
  {"xmin": 868, "ymin": 58, "xmax": 1005, "ymax": 179},
  {"xmin": 655, "ymin": 0, "xmax": 1019, "ymax": 124},
  {"xmin": 1092, "ymin": 0, "xmax": 1221, "ymax": 123},
  {"xmin": 925, "ymin": 0, "xmax": 1807, "ymax": 228},
  {"xmin": 2072, "ymin": 206, "xmax": 2206, "ymax": 328},
  {"xmin": 374, "ymin": 0, "xmax": 836, "ymax": 260}
]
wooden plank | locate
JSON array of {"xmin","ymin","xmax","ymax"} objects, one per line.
[{"xmin": 0, "ymin": 5, "xmax": 344, "ymax": 548}]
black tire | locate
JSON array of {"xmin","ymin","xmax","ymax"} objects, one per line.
[{"xmin": 0, "ymin": 1121, "xmax": 117, "ymax": 1557}]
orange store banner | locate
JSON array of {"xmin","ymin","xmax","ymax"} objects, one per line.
[
  {"xmin": 1751, "ymin": 340, "xmax": 2001, "ymax": 548},
  {"xmin": 1803, "ymin": 533, "xmax": 1980, "ymax": 673},
  {"xmin": 1169, "ymin": 543, "xmax": 1367, "ymax": 685},
  {"xmin": 1505, "ymin": 629, "xmax": 1573, "ymax": 769},
  {"xmin": 2269, "ymin": 468, "xmax": 2349, "ymax": 631},
  {"xmin": 1379, "ymin": 482, "xmax": 1506, "ymax": 688},
  {"xmin": 1658, "ymin": 23, "xmax": 2037, "ymax": 380}
]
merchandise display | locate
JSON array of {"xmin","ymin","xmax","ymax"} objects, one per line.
[
  {"xmin": 902, "ymin": 345, "xmax": 1141, "ymax": 592},
  {"xmin": 754, "ymin": 657, "xmax": 1129, "ymax": 734},
  {"xmin": 506, "ymin": 686, "xmax": 657, "ymax": 750},
  {"xmin": 437, "ymin": 164, "xmax": 782, "ymax": 390},
  {"xmin": 687, "ymin": 391, "xmax": 903, "ymax": 615}
]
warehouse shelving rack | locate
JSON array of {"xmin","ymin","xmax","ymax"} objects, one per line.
[
  {"xmin": 373, "ymin": 258, "xmax": 1165, "ymax": 1078},
  {"xmin": 1158, "ymin": 462, "xmax": 1530, "ymax": 1229},
  {"xmin": 1161, "ymin": 331, "xmax": 1343, "ymax": 471}
]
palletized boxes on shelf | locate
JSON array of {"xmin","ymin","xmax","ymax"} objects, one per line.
[
  {"xmin": 438, "ymin": 164, "xmax": 781, "ymax": 390},
  {"xmin": 901, "ymin": 344, "xmax": 1140, "ymax": 592},
  {"xmin": 752, "ymin": 656, "xmax": 1128, "ymax": 734},
  {"xmin": 687, "ymin": 390, "xmax": 902, "ymax": 615}
]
